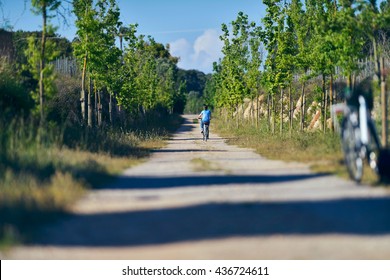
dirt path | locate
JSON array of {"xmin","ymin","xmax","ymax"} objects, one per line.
[{"xmin": 3, "ymin": 115, "xmax": 390, "ymax": 259}]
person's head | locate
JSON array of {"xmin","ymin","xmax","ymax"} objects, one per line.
[{"xmin": 204, "ymin": 104, "xmax": 208, "ymax": 110}]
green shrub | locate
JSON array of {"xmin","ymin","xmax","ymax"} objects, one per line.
[{"xmin": 0, "ymin": 59, "xmax": 34, "ymax": 119}]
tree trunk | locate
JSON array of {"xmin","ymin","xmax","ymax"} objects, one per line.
[
  {"xmin": 256, "ymin": 94, "xmax": 259, "ymax": 128},
  {"xmin": 119, "ymin": 35, "xmax": 123, "ymax": 53},
  {"xmin": 346, "ymin": 75, "xmax": 352, "ymax": 94},
  {"xmin": 300, "ymin": 82, "xmax": 306, "ymax": 131},
  {"xmin": 373, "ymin": 37, "xmax": 380, "ymax": 77},
  {"xmin": 280, "ymin": 88, "xmax": 284, "ymax": 134},
  {"xmin": 236, "ymin": 105, "xmax": 239, "ymax": 129},
  {"xmin": 324, "ymin": 89, "xmax": 328, "ymax": 134},
  {"xmin": 267, "ymin": 93, "xmax": 271, "ymax": 132},
  {"xmin": 329, "ymin": 74, "xmax": 334, "ymax": 131},
  {"xmin": 289, "ymin": 85, "xmax": 292, "ymax": 136},
  {"xmin": 87, "ymin": 76, "xmax": 92, "ymax": 127},
  {"xmin": 250, "ymin": 98, "xmax": 254, "ymax": 126},
  {"xmin": 272, "ymin": 95, "xmax": 275, "ymax": 135},
  {"xmin": 39, "ymin": 5, "xmax": 47, "ymax": 124},
  {"xmin": 322, "ymin": 74, "xmax": 326, "ymax": 132},
  {"xmin": 380, "ymin": 57, "xmax": 388, "ymax": 148},
  {"xmin": 109, "ymin": 93, "xmax": 113, "ymax": 125},
  {"xmin": 241, "ymin": 102, "xmax": 245, "ymax": 126},
  {"xmin": 98, "ymin": 90, "xmax": 102, "ymax": 127},
  {"xmin": 81, "ymin": 54, "xmax": 87, "ymax": 122}
]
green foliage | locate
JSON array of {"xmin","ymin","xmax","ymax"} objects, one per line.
[
  {"xmin": 11, "ymin": 30, "xmax": 72, "ymax": 68},
  {"xmin": 118, "ymin": 33, "xmax": 184, "ymax": 116},
  {"xmin": 177, "ymin": 69, "xmax": 208, "ymax": 94},
  {"xmin": 73, "ymin": 0, "xmax": 121, "ymax": 89},
  {"xmin": 214, "ymin": 12, "xmax": 262, "ymax": 114},
  {"xmin": 0, "ymin": 59, "xmax": 34, "ymax": 119},
  {"xmin": 184, "ymin": 91, "xmax": 204, "ymax": 114},
  {"xmin": 24, "ymin": 32, "xmax": 60, "ymax": 109},
  {"xmin": 206, "ymin": 1, "xmax": 389, "ymax": 133},
  {"xmin": 31, "ymin": 0, "xmax": 61, "ymax": 16},
  {"xmin": 72, "ymin": 0, "xmax": 184, "ymax": 120},
  {"xmin": 46, "ymin": 76, "xmax": 81, "ymax": 124}
]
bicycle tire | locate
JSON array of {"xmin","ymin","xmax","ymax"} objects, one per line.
[
  {"xmin": 366, "ymin": 119, "xmax": 381, "ymax": 173},
  {"xmin": 203, "ymin": 125, "xmax": 209, "ymax": 141},
  {"xmin": 341, "ymin": 113, "xmax": 364, "ymax": 182}
]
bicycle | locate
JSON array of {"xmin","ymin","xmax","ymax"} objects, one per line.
[
  {"xmin": 203, "ymin": 121, "xmax": 210, "ymax": 142},
  {"xmin": 334, "ymin": 95, "xmax": 389, "ymax": 183},
  {"xmin": 341, "ymin": 95, "xmax": 381, "ymax": 182}
]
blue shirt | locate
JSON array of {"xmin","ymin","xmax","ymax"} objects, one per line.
[{"xmin": 201, "ymin": 110, "xmax": 211, "ymax": 122}]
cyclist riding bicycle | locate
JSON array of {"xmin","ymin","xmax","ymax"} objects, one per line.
[{"xmin": 198, "ymin": 105, "xmax": 211, "ymax": 134}]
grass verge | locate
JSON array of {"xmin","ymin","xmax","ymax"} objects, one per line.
[
  {"xmin": 0, "ymin": 114, "xmax": 183, "ymax": 248},
  {"xmin": 214, "ymin": 118, "xmax": 383, "ymax": 186}
]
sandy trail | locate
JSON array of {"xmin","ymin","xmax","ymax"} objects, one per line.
[{"xmin": 3, "ymin": 115, "xmax": 390, "ymax": 259}]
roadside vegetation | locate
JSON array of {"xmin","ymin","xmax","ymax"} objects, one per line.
[
  {"xmin": 214, "ymin": 117, "xmax": 381, "ymax": 185},
  {"xmin": 203, "ymin": 1, "xmax": 389, "ymax": 186},
  {"xmin": 0, "ymin": 102, "xmax": 182, "ymax": 248},
  {"xmin": 0, "ymin": 0, "xmax": 187, "ymax": 247}
]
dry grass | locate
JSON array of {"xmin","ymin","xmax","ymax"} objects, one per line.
[
  {"xmin": 0, "ymin": 115, "xmax": 182, "ymax": 247},
  {"xmin": 190, "ymin": 157, "xmax": 223, "ymax": 172},
  {"xmin": 214, "ymin": 118, "xmax": 384, "ymax": 186},
  {"xmin": 0, "ymin": 145, "xmax": 149, "ymax": 248}
]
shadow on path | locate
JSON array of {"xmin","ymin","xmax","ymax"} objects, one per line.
[
  {"xmin": 151, "ymin": 149, "xmax": 227, "ymax": 153},
  {"xmin": 101, "ymin": 173, "xmax": 329, "ymax": 190},
  {"xmin": 34, "ymin": 197, "xmax": 390, "ymax": 247}
]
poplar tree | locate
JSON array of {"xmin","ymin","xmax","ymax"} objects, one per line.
[
  {"xmin": 73, "ymin": 0, "xmax": 121, "ymax": 126},
  {"xmin": 73, "ymin": 0, "xmax": 96, "ymax": 123},
  {"xmin": 262, "ymin": 0, "xmax": 283, "ymax": 133},
  {"xmin": 30, "ymin": 0, "xmax": 61, "ymax": 123}
]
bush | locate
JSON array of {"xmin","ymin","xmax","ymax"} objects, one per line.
[
  {"xmin": 184, "ymin": 91, "xmax": 204, "ymax": 114},
  {"xmin": 0, "ymin": 58, "xmax": 34, "ymax": 119},
  {"xmin": 47, "ymin": 75, "xmax": 81, "ymax": 125}
]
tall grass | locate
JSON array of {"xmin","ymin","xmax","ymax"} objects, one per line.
[
  {"xmin": 215, "ymin": 118, "xmax": 341, "ymax": 160},
  {"xmin": 214, "ymin": 117, "xmax": 381, "ymax": 184},
  {"xmin": 0, "ymin": 114, "xmax": 183, "ymax": 247}
]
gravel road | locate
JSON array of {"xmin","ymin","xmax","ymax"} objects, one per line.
[{"xmin": 3, "ymin": 115, "xmax": 390, "ymax": 259}]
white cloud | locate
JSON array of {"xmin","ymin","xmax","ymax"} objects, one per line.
[
  {"xmin": 169, "ymin": 38, "xmax": 192, "ymax": 69},
  {"xmin": 170, "ymin": 29, "xmax": 223, "ymax": 74}
]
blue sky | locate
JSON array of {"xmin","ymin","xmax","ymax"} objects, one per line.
[{"xmin": 0, "ymin": 0, "xmax": 265, "ymax": 73}]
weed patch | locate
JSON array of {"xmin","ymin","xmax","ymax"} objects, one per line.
[
  {"xmin": 214, "ymin": 117, "xmax": 383, "ymax": 185},
  {"xmin": 190, "ymin": 157, "xmax": 223, "ymax": 172}
]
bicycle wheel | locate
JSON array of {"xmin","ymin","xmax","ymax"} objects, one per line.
[
  {"xmin": 366, "ymin": 119, "xmax": 381, "ymax": 173},
  {"xmin": 341, "ymin": 112, "xmax": 364, "ymax": 182},
  {"xmin": 203, "ymin": 125, "xmax": 209, "ymax": 141}
]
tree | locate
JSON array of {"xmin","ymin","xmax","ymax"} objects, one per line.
[
  {"xmin": 30, "ymin": 0, "xmax": 61, "ymax": 123},
  {"xmin": 262, "ymin": 0, "xmax": 284, "ymax": 133},
  {"xmin": 118, "ymin": 32, "xmax": 181, "ymax": 119},
  {"xmin": 73, "ymin": 0, "xmax": 95, "ymax": 123},
  {"xmin": 357, "ymin": 0, "xmax": 389, "ymax": 75},
  {"xmin": 73, "ymin": 0, "xmax": 122, "ymax": 126},
  {"xmin": 214, "ymin": 12, "xmax": 257, "ymax": 126},
  {"xmin": 245, "ymin": 25, "xmax": 263, "ymax": 126},
  {"xmin": 24, "ymin": 29, "xmax": 59, "ymax": 115},
  {"xmin": 90, "ymin": 0, "xmax": 121, "ymax": 126},
  {"xmin": 308, "ymin": 0, "xmax": 340, "ymax": 131}
]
